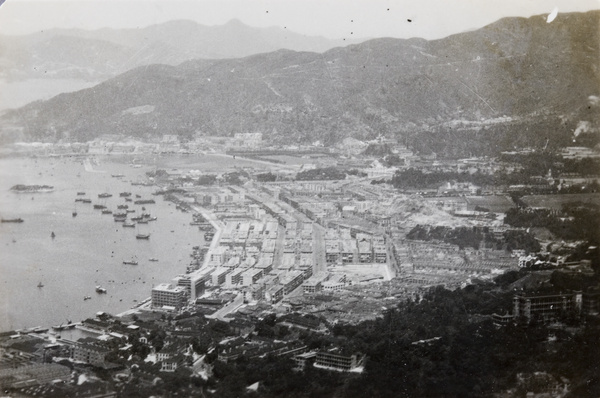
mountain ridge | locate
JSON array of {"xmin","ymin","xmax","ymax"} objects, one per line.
[{"xmin": 2, "ymin": 11, "xmax": 599, "ymax": 158}]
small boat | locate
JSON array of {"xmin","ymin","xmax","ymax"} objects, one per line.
[
  {"xmin": 149, "ymin": 258, "xmax": 158, "ymax": 262},
  {"xmin": 117, "ymin": 204, "xmax": 128, "ymax": 209},
  {"xmin": 93, "ymin": 204, "xmax": 106, "ymax": 209},
  {"xmin": 98, "ymin": 193, "xmax": 112, "ymax": 198},
  {"xmin": 136, "ymin": 234, "xmax": 150, "ymax": 239},
  {"xmin": 77, "ymin": 192, "xmax": 86, "ymax": 196},
  {"xmin": 37, "ymin": 282, "xmax": 44, "ymax": 288},
  {"xmin": 82, "ymin": 199, "xmax": 92, "ymax": 203},
  {"xmin": 1, "ymin": 218, "xmax": 24, "ymax": 223},
  {"xmin": 125, "ymin": 198, "xmax": 132, "ymax": 202},
  {"xmin": 83, "ymin": 296, "xmax": 91, "ymax": 300},
  {"xmin": 137, "ymin": 220, "xmax": 148, "ymax": 224},
  {"xmin": 72, "ymin": 211, "xmax": 77, "ymax": 217},
  {"xmin": 101, "ymin": 209, "xmax": 112, "ymax": 215},
  {"xmin": 126, "ymin": 209, "xmax": 135, "ymax": 213},
  {"xmin": 112, "ymin": 174, "xmax": 125, "ymax": 178},
  {"xmin": 123, "ymin": 222, "xmax": 135, "ymax": 228},
  {"xmin": 51, "ymin": 231, "xmax": 56, "ymax": 239},
  {"xmin": 135, "ymin": 194, "xmax": 141, "ymax": 198},
  {"xmin": 119, "ymin": 192, "xmax": 132, "ymax": 197},
  {"xmin": 123, "ymin": 260, "xmax": 138, "ymax": 265},
  {"xmin": 134, "ymin": 199, "xmax": 155, "ymax": 205},
  {"xmin": 95, "ymin": 286, "xmax": 107, "ymax": 294}
]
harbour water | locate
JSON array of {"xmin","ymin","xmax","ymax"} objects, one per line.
[{"xmin": 0, "ymin": 155, "xmax": 208, "ymax": 331}]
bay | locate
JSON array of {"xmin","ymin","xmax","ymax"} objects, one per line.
[{"xmin": 0, "ymin": 155, "xmax": 207, "ymax": 331}]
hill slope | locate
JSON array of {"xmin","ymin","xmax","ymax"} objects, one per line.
[{"xmin": 2, "ymin": 11, "xmax": 599, "ymax": 157}]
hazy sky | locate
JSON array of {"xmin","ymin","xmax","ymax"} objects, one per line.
[{"xmin": 0, "ymin": 0, "xmax": 599, "ymax": 39}]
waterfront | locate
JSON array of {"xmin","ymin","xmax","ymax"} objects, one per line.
[{"xmin": 0, "ymin": 155, "xmax": 208, "ymax": 331}]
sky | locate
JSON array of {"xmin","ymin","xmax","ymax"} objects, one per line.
[{"xmin": 0, "ymin": 0, "xmax": 599, "ymax": 40}]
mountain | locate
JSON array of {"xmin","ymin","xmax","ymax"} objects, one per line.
[
  {"xmin": 0, "ymin": 19, "xmax": 360, "ymax": 82},
  {"xmin": 2, "ymin": 11, "xmax": 599, "ymax": 157}
]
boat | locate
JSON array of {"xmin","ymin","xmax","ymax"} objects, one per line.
[
  {"xmin": 84, "ymin": 296, "xmax": 91, "ymax": 300},
  {"xmin": 95, "ymin": 286, "xmax": 107, "ymax": 294},
  {"xmin": 119, "ymin": 192, "xmax": 132, "ymax": 197},
  {"xmin": 77, "ymin": 192, "xmax": 86, "ymax": 196},
  {"xmin": 98, "ymin": 193, "xmax": 112, "ymax": 198},
  {"xmin": 136, "ymin": 234, "xmax": 150, "ymax": 239},
  {"xmin": 149, "ymin": 258, "xmax": 158, "ymax": 262},
  {"xmin": 134, "ymin": 199, "xmax": 155, "ymax": 205},
  {"xmin": 37, "ymin": 282, "xmax": 44, "ymax": 288},
  {"xmin": 51, "ymin": 231, "xmax": 56, "ymax": 239},
  {"xmin": 101, "ymin": 209, "xmax": 112, "ymax": 215},
  {"xmin": 123, "ymin": 222, "xmax": 136, "ymax": 228},
  {"xmin": 112, "ymin": 174, "xmax": 125, "ymax": 178},
  {"xmin": 93, "ymin": 204, "xmax": 106, "ymax": 209},
  {"xmin": 72, "ymin": 211, "xmax": 77, "ymax": 217},
  {"xmin": 123, "ymin": 260, "xmax": 139, "ymax": 265},
  {"xmin": 1, "ymin": 218, "xmax": 24, "ymax": 223},
  {"xmin": 137, "ymin": 220, "xmax": 148, "ymax": 224},
  {"xmin": 10, "ymin": 184, "xmax": 54, "ymax": 193},
  {"xmin": 117, "ymin": 204, "xmax": 128, "ymax": 209},
  {"xmin": 82, "ymin": 199, "xmax": 92, "ymax": 203},
  {"xmin": 126, "ymin": 209, "xmax": 136, "ymax": 213},
  {"xmin": 125, "ymin": 198, "xmax": 133, "ymax": 202}
]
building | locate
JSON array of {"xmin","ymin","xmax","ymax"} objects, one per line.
[
  {"xmin": 72, "ymin": 340, "xmax": 109, "ymax": 367},
  {"xmin": 513, "ymin": 291, "xmax": 582, "ymax": 323},
  {"xmin": 151, "ymin": 283, "xmax": 187, "ymax": 311},
  {"xmin": 314, "ymin": 350, "xmax": 364, "ymax": 372},
  {"xmin": 265, "ymin": 284, "xmax": 285, "ymax": 304}
]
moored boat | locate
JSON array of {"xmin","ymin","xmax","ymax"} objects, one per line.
[
  {"xmin": 95, "ymin": 286, "xmax": 107, "ymax": 294},
  {"xmin": 98, "ymin": 193, "xmax": 112, "ymax": 198},
  {"xmin": 1, "ymin": 218, "xmax": 24, "ymax": 223},
  {"xmin": 123, "ymin": 259, "xmax": 138, "ymax": 265},
  {"xmin": 136, "ymin": 234, "xmax": 150, "ymax": 239}
]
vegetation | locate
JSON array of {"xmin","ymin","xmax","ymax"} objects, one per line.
[
  {"xmin": 296, "ymin": 167, "xmax": 346, "ymax": 181},
  {"xmin": 406, "ymin": 225, "xmax": 541, "ymax": 252}
]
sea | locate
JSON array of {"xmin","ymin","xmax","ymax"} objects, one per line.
[{"xmin": 0, "ymin": 155, "xmax": 211, "ymax": 331}]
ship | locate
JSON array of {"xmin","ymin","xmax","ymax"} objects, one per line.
[
  {"xmin": 95, "ymin": 286, "xmax": 107, "ymax": 294},
  {"xmin": 136, "ymin": 234, "xmax": 150, "ymax": 239},
  {"xmin": 123, "ymin": 259, "xmax": 138, "ymax": 265},
  {"xmin": 134, "ymin": 199, "xmax": 155, "ymax": 205},
  {"xmin": 1, "ymin": 218, "xmax": 24, "ymax": 223},
  {"xmin": 98, "ymin": 193, "xmax": 112, "ymax": 198},
  {"xmin": 10, "ymin": 184, "xmax": 54, "ymax": 193}
]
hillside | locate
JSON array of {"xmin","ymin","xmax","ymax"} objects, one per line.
[
  {"xmin": 2, "ymin": 11, "xmax": 599, "ymax": 157},
  {"xmin": 0, "ymin": 19, "xmax": 357, "ymax": 82}
]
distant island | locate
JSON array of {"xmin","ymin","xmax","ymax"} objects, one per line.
[{"xmin": 10, "ymin": 184, "xmax": 54, "ymax": 193}]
